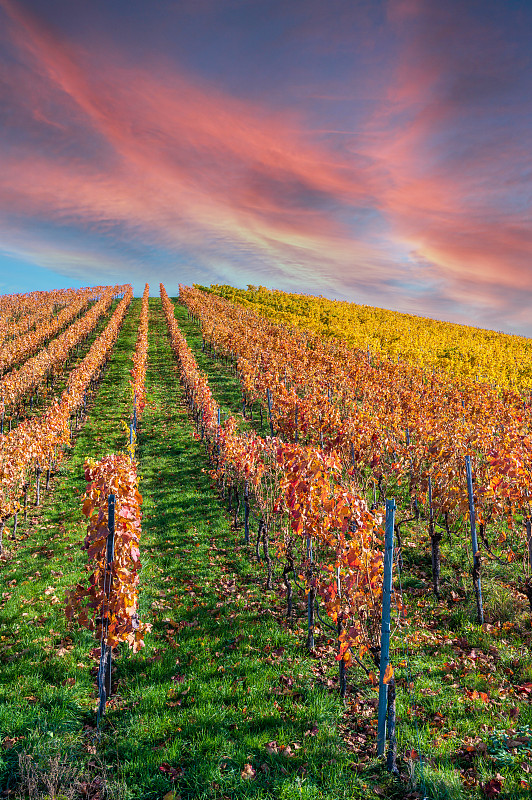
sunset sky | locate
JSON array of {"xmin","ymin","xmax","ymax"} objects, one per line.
[{"xmin": 1, "ymin": 0, "xmax": 531, "ymax": 333}]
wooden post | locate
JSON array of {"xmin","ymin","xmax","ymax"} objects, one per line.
[{"xmin": 526, "ymin": 517, "xmax": 532, "ymax": 572}]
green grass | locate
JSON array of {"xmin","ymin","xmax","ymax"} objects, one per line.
[
  {"xmin": 171, "ymin": 306, "xmax": 265, "ymax": 436},
  {"xmin": 0, "ymin": 297, "xmax": 141, "ymax": 796}
]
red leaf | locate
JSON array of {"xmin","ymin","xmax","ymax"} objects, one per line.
[{"xmin": 482, "ymin": 778, "xmax": 503, "ymax": 797}]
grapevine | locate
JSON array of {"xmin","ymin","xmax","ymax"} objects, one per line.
[
  {"xmin": 180, "ymin": 285, "xmax": 532, "ymax": 605},
  {"xmin": 65, "ymin": 453, "xmax": 149, "ymax": 652},
  {"xmin": 0, "ymin": 286, "xmax": 106, "ymax": 376},
  {"xmin": 0, "ymin": 285, "xmax": 123, "ymax": 415},
  {"xmin": 161, "ymin": 284, "xmax": 386, "ymax": 676},
  {"xmin": 67, "ymin": 285, "xmax": 150, "ymax": 665},
  {"xmin": 208, "ymin": 283, "xmax": 532, "ymax": 390},
  {"xmin": 0, "ymin": 287, "xmax": 133, "ymax": 545}
]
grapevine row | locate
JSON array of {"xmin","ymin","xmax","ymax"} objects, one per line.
[
  {"xmin": 209, "ymin": 283, "xmax": 532, "ymax": 390},
  {"xmin": 180, "ymin": 285, "xmax": 532, "ymax": 606},
  {"xmin": 0, "ymin": 287, "xmax": 77, "ymax": 347},
  {"xmin": 0, "ymin": 286, "xmax": 133, "ymax": 541},
  {"xmin": 67, "ymin": 285, "xmax": 151, "ymax": 664},
  {"xmin": 161, "ymin": 283, "xmax": 387, "ymax": 681},
  {"xmin": 0, "ymin": 284, "xmax": 125, "ymax": 416},
  {"xmin": 65, "ymin": 452, "xmax": 149, "ymax": 653},
  {"xmin": 0, "ymin": 286, "xmax": 75, "ymax": 330},
  {"xmin": 0, "ymin": 285, "xmax": 106, "ymax": 375}
]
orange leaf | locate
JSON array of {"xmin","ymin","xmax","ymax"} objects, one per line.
[{"xmin": 383, "ymin": 663, "xmax": 394, "ymax": 684}]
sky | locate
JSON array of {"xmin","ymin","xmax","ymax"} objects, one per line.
[{"xmin": 0, "ymin": 0, "xmax": 531, "ymax": 333}]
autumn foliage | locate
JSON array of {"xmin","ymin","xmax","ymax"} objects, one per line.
[
  {"xmin": 0, "ymin": 286, "xmax": 132, "ymax": 526},
  {"xmin": 209, "ymin": 283, "xmax": 532, "ymax": 390},
  {"xmin": 67, "ymin": 285, "xmax": 150, "ymax": 652},
  {"xmin": 66, "ymin": 454, "xmax": 150, "ymax": 652},
  {"xmin": 0, "ymin": 285, "xmax": 105, "ymax": 376},
  {"xmin": 0, "ymin": 285, "xmax": 121, "ymax": 415},
  {"xmin": 161, "ymin": 284, "xmax": 385, "ymax": 667},
  {"xmin": 180, "ymin": 285, "xmax": 532, "ymax": 586}
]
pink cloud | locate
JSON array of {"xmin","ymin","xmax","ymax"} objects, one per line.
[
  {"xmin": 358, "ymin": 1, "xmax": 532, "ymax": 317},
  {"xmin": 0, "ymin": 0, "xmax": 530, "ymax": 330},
  {"xmin": 0, "ymin": 0, "xmax": 402, "ymax": 299}
]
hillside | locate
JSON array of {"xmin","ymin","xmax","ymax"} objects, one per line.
[{"xmin": 0, "ymin": 286, "xmax": 531, "ymax": 800}]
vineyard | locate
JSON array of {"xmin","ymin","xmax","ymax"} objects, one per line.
[{"xmin": 0, "ymin": 285, "xmax": 531, "ymax": 800}]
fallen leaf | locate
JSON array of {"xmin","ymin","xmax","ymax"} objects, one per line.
[
  {"xmin": 2, "ymin": 736, "xmax": 22, "ymax": 750},
  {"xmin": 241, "ymin": 763, "xmax": 256, "ymax": 780},
  {"xmin": 482, "ymin": 778, "xmax": 503, "ymax": 797},
  {"xmin": 159, "ymin": 763, "xmax": 183, "ymax": 780}
]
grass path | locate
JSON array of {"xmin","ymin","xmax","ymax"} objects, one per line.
[{"xmin": 170, "ymin": 303, "xmax": 269, "ymax": 435}]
